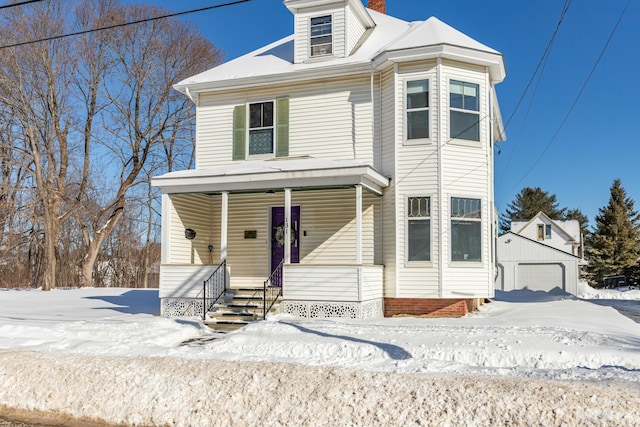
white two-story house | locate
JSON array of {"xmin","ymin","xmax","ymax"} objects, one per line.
[{"xmin": 152, "ymin": 0, "xmax": 506, "ymax": 319}]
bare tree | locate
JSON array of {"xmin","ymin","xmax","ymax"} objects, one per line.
[
  {"xmin": 76, "ymin": 2, "xmax": 222, "ymax": 287},
  {"xmin": 0, "ymin": 0, "xmax": 221, "ymax": 289}
]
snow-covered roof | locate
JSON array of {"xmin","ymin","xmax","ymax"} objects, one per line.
[
  {"xmin": 176, "ymin": 10, "xmax": 505, "ymax": 94},
  {"xmin": 151, "ymin": 157, "xmax": 390, "ymax": 195}
]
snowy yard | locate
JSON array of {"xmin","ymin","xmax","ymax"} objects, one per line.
[{"xmin": 0, "ymin": 284, "xmax": 639, "ymax": 426}]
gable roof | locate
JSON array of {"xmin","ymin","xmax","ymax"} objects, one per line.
[
  {"xmin": 175, "ymin": 10, "xmax": 505, "ymax": 94},
  {"xmin": 513, "ymin": 211, "xmax": 577, "ymax": 243}
]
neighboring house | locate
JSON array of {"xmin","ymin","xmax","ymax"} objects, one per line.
[
  {"xmin": 151, "ymin": 0, "xmax": 506, "ymax": 319},
  {"xmin": 497, "ymin": 212, "xmax": 586, "ymax": 295},
  {"xmin": 510, "ymin": 212, "xmax": 583, "ymax": 257}
]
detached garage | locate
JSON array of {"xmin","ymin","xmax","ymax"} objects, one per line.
[{"xmin": 497, "ymin": 232, "xmax": 581, "ymax": 295}]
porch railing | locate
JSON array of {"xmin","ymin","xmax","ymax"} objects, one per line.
[
  {"xmin": 263, "ymin": 260, "xmax": 284, "ymax": 319},
  {"xmin": 203, "ymin": 259, "xmax": 227, "ymax": 320}
]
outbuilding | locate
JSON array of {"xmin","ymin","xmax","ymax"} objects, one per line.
[{"xmin": 496, "ymin": 232, "xmax": 582, "ymax": 295}]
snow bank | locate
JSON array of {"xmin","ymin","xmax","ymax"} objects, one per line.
[
  {"xmin": 578, "ymin": 281, "xmax": 640, "ymax": 300},
  {"xmin": 0, "ymin": 350, "xmax": 639, "ymax": 427},
  {"xmin": 1, "ymin": 287, "xmax": 639, "ymax": 425}
]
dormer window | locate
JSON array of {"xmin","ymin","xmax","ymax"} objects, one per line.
[{"xmin": 310, "ymin": 15, "xmax": 332, "ymax": 57}]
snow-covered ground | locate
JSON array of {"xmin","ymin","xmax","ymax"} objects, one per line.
[{"xmin": 0, "ymin": 283, "xmax": 639, "ymax": 426}]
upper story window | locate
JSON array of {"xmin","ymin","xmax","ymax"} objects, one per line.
[
  {"xmin": 310, "ymin": 15, "xmax": 332, "ymax": 57},
  {"xmin": 233, "ymin": 97, "xmax": 289, "ymax": 160},
  {"xmin": 450, "ymin": 80, "xmax": 480, "ymax": 141},
  {"xmin": 407, "ymin": 196, "xmax": 431, "ymax": 262},
  {"xmin": 249, "ymin": 101, "xmax": 274, "ymax": 155},
  {"xmin": 451, "ymin": 197, "xmax": 481, "ymax": 262},
  {"xmin": 537, "ymin": 224, "xmax": 552, "ymax": 240},
  {"xmin": 406, "ymin": 79, "xmax": 429, "ymax": 140}
]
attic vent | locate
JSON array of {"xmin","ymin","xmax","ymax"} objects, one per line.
[{"xmin": 368, "ymin": 0, "xmax": 386, "ymax": 14}]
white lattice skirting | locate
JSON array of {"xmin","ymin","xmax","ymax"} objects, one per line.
[
  {"xmin": 162, "ymin": 298, "xmax": 204, "ymax": 317},
  {"xmin": 282, "ymin": 299, "xmax": 383, "ymax": 319}
]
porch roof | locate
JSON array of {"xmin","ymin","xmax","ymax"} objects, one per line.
[{"xmin": 151, "ymin": 158, "xmax": 390, "ymax": 195}]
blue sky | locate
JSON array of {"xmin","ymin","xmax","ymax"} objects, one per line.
[{"xmin": 127, "ymin": 0, "xmax": 639, "ymax": 227}]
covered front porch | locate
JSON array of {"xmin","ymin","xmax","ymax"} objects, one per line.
[{"xmin": 152, "ymin": 158, "xmax": 389, "ymax": 319}]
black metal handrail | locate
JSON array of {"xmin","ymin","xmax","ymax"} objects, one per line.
[
  {"xmin": 203, "ymin": 259, "xmax": 227, "ymax": 320},
  {"xmin": 263, "ymin": 260, "xmax": 284, "ymax": 319}
]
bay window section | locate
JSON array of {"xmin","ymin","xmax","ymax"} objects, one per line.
[
  {"xmin": 450, "ymin": 80, "xmax": 480, "ymax": 141},
  {"xmin": 451, "ymin": 197, "xmax": 481, "ymax": 262},
  {"xmin": 406, "ymin": 79, "xmax": 429, "ymax": 140},
  {"xmin": 249, "ymin": 101, "xmax": 274, "ymax": 155},
  {"xmin": 407, "ymin": 196, "xmax": 430, "ymax": 261}
]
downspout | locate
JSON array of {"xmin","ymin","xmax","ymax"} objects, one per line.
[{"xmin": 436, "ymin": 58, "xmax": 444, "ymax": 299}]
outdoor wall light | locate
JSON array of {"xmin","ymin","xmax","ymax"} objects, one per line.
[{"xmin": 185, "ymin": 228, "xmax": 197, "ymax": 240}]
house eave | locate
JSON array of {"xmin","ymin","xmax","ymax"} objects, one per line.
[
  {"xmin": 173, "ymin": 61, "xmax": 373, "ymax": 95},
  {"xmin": 151, "ymin": 160, "xmax": 390, "ymax": 196},
  {"xmin": 373, "ymin": 44, "xmax": 506, "ymax": 83}
]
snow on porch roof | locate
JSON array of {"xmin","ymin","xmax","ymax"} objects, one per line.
[{"xmin": 151, "ymin": 158, "xmax": 390, "ymax": 195}]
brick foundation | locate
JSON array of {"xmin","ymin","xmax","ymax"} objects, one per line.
[{"xmin": 383, "ymin": 298, "xmax": 483, "ymax": 318}]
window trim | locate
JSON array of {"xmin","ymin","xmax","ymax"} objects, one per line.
[
  {"xmin": 404, "ymin": 78, "xmax": 430, "ymax": 144},
  {"xmin": 309, "ymin": 15, "xmax": 333, "ymax": 58},
  {"xmin": 247, "ymin": 100, "xmax": 276, "ymax": 158},
  {"xmin": 405, "ymin": 195, "xmax": 433, "ymax": 265},
  {"xmin": 450, "ymin": 196, "xmax": 483, "ymax": 264},
  {"xmin": 449, "ymin": 79, "xmax": 481, "ymax": 143}
]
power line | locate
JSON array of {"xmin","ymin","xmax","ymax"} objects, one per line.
[
  {"xmin": 496, "ymin": 0, "xmax": 572, "ymax": 189},
  {"xmin": 0, "ymin": 0, "xmax": 251, "ymax": 50},
  {"xmin": 0, "ymin": 0, "xmax": 45, "ymax": 10},
  {"xmin": 510, "ymin": 0, "xmax": 630, "ymax": 190}
]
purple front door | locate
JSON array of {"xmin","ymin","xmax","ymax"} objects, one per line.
[{"xmin": 271, "ymin": 206, "xmax": 300, "ymax": 274}]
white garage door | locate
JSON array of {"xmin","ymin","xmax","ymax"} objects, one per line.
[{"xmin": 516, "ymin": 263, "xmax": 565, "ymax": 292}]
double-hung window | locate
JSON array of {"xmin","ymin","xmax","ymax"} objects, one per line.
[
  {"xmin": 310, "ymin": 15, "xmax": 332, "ymax": 57},
  {"xmin": 450, "ymin": 80, "xmax": 480, "ymax": 141},
  {"xmin": 407, "ymin": 196, "xmax": 430, "ymax": 261},
  {"xmin": 451, "ymin": 197, "xmax": 481, "ymax": 262},
  {"xmin": 406, "ymin": 80, "xmax": 429, "ymax": 140},
  {"xmin": 233, "ymin": 97, "xmax": 289, "ymax": 160},
  {"xmin": 249, "ymin": 101, "xmax": 274, "ymax": 155}
]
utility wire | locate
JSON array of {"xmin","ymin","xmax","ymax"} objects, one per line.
[
  {"xmin": 496, "ymin": 0, "xmax": 572, "ymax": 188},
  {"xmin": 0, "ymin": 0, "xmax": 45, "ymax": 10},
  {"xmin": 0, "ymin": 0, "xmax": 250, "ymax": 50},
  {"xmin": 510, "ymin": 0, "xmax": 630, "ymax": 190}
]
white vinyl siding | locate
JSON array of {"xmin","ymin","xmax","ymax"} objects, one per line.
[
  {"xmin": 284, "ymin": 265, "xmax": 383, "ymax": 301},
  {"xmin": 293, "ymin": 8, "xmax": 345, "ymax": 62},
  {"xmin": 196, "ymin": 76, "xmax": 374, "ymax": 168},
  {"xmin": 169, "ymin": 193, "xmax": 220, "ymax": 265},
  {"xmin": 167, "ymin": 189, "xmax": 380, "ymax": 288},
  {"xmin": 346, "ymin": 2, "xmax": 367, "ymax": 54},
  {"xmin": 497, "ymin": 233, "xmax": 580, "ymax": 295},
  {"xmin": 393, "ymin": 64, "xmax": 440, "ymax": 297},
  {"xmin": 159, "ymin": 264, "xmax": 219, "ymax": 299},
  {"xmin": 391, "ymin": 62, "xmax": 493, "ymax": 299}
]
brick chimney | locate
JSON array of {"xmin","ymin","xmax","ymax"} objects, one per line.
[{"xmin": 368, "ymin": 0, "xmax": 386, "ymax": 14}]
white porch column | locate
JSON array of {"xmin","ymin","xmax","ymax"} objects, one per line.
[
  {"xmin": 220, "ymin": 191, "xmax": 228, "ymax": 262},
  {"xmin": 356, "ymin": 185, "xmax": 363, "ymax": 264},
  {"xmin": 284, "ymin": 188, "xmax": 291, "ymax": 264}
]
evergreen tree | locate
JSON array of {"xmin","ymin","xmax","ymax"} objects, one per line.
[
  {"xmin": 499, "ymin": 187, "xmax": 566, "ymax": 233},
  {"xmin": 586, "ymin": 179, "xmax": 640, "ymax": 284}
]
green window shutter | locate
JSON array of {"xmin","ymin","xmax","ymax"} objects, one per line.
[
  {"xmin": 275, "ymin": 97, "xmax": 289, "ymax": 158},
  {"xmin": 232, "ymin": 105, "xmax": 246, "ymax": 160}
]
